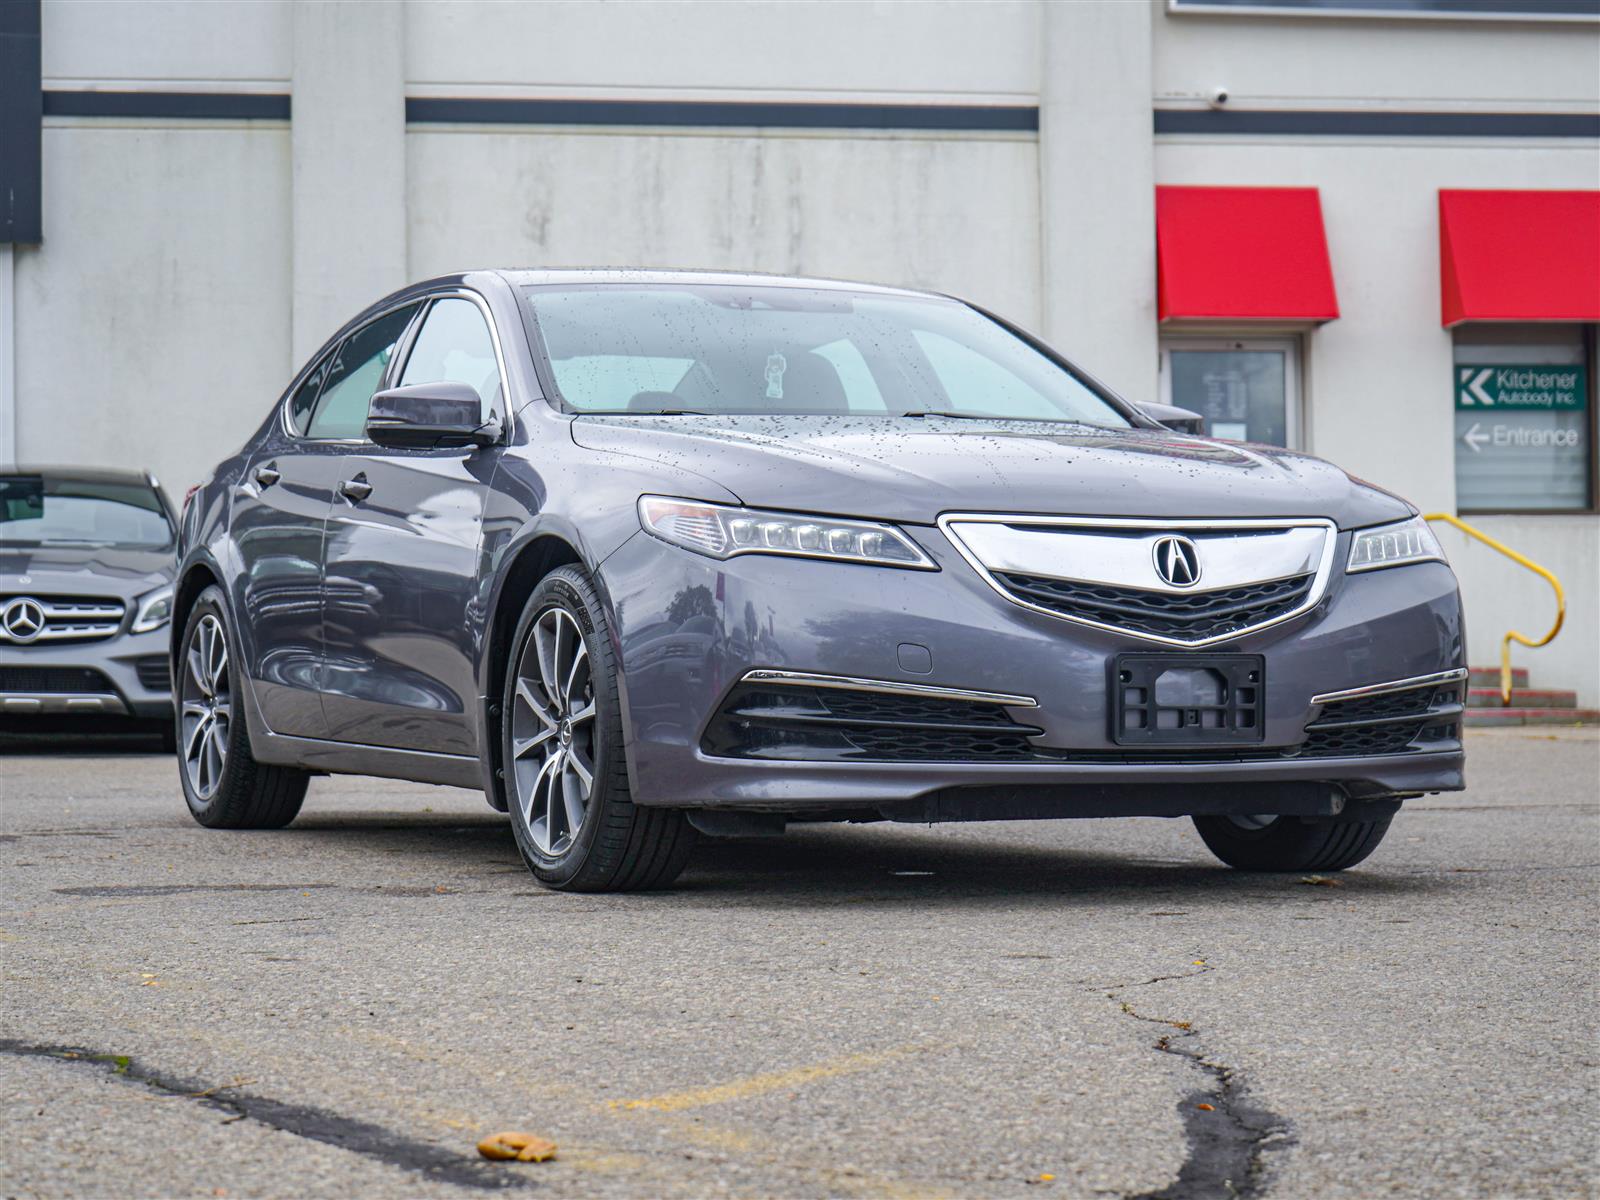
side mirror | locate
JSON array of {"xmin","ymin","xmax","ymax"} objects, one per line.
[
  {"xmin": 1135, "ymin": 401, "xmax": 1207, "ymax": 436},
  {"xmin": 367, "ymin": 382, "xmax": 500, "ymax": 450}
]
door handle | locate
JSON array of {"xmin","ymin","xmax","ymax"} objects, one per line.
[
  {"xmin": 253, "ymin": 465, "xmax": 280, "ymax": 488},
  {"xmin": 338, "ymin": 476, "xmax": 372, "ymax": 503}
]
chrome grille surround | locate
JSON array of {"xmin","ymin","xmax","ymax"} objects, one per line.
[
  {"xmin": 0, "ymin": 595, "xmax": 127, "ymax": 644},
  {"xmin": 938, "ymin": 515, "xmax": 1339, "ymax": 648}
]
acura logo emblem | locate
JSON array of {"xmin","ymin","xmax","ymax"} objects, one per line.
[
  {"xmin": 1152, "ymin": 536, "xmax": 1202, "ymax": 588},
  {"xmin": 2, "ymin": 596, "xmax": 47, "ymax": 642}
]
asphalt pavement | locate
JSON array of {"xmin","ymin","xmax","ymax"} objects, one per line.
[{"xmin": 2, "ymin": 727, "xmax": 1596, "ymax": 1199}]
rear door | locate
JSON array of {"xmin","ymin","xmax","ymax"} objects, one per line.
[
  {"xmin": 231, "ymin": 304, "xmax": 420, "ymax": 737},
  {"xmin": 318, "ymin": 293, "xmax": 507, "ymax": 754}
]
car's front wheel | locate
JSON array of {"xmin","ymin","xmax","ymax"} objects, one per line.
[
  {"xmin": 1192, "ymin": 811, "xmax": 1392, "ymax": 872},
  {"xmin": 176, "ymin": 586, "xmax": 309, "ymax": 829},
  {"xmin": 502, "ymin": 566, "xmax": 695, "ymax": 892}
]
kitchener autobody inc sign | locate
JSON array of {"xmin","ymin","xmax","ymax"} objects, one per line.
[{"xmin": 1455, "ymin": 363, "xmax": 1589, "ymax": 510}]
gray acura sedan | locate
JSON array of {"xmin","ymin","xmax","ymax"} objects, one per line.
[{"xmin": 174, "ymin": 270, "xmax": 1465, "ymax": 890}]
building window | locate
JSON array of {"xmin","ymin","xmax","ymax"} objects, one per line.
[
  {"xmin": 1453, "ymin": 324, "xmax": 1595, "ymax": 514},
  {"xmin": 1159, "ymin": 336, "xmax": 1301, "ymax": 448}
]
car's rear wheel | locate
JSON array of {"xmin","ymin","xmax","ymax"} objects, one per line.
[
  {"xmin": 503, "ymin": 566, "xmax": 695, "ymax": 892},
  {"xmin": 1193, "ymin": 812, "xmax": 1392, "ymax": 872},
  {"xmin": 176, "ymin": 586, "xmax": 309, "ymax": 829}
]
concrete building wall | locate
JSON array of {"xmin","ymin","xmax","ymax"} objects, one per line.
[
  {"xmin": 12, "ymin": 120, "xmax": 291, "ymax": 500},
  {"xmin": 1153, "ymin": 4, "xmax": 1600, "ymax": 113},
  {"xmin": 406, "ymin": 129, "xmax": 1039, "ymax": 323}
]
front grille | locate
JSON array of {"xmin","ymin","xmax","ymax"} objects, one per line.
[
  {"xmin": 703, "ymin": 684, "xmax": 1041, "ymax": 762},
  {"xmin": 0, "ymin": 666, "xmax": 116, "ymax": 694},
  {"xmin": 135, "ymin": 656, "xmax": 172, "ymax": 692},
  {"xmin": 994, "ymin": 572, "xmax": 1315, "ymax": 642},
  {"xmin": 0, "ymin": 594, "xmax": 126, "ymax": 644}
]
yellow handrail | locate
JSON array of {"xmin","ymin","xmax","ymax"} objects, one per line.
[{"xmin": 1423, "ymin": 513, "xmax": 1566, "ymax": 705}]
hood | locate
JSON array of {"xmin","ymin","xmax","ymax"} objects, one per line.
[
  {"xmin": 569, "ymin": 415, "xmax": 1412, "ymax": 529},
  {"xmin": 0, "ymin": 542, "xmax": 175, "ymax": 599}
]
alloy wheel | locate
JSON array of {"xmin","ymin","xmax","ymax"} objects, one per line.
[
  {"xmin": 510, "ymin": 606, "xmax": 597, "ymax": 857},
  {"xmin": 181, "ymin": 614, "xmax": 231, "ymax": 800}
]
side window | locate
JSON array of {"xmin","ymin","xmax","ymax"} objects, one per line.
[
  {"xmin": 911, "ymin": 329, "xmax": 1059, "ymax": 419},
  {"xmin": 286, "ymin": 353, "xmax": 333, "ymax": 434},
  {"xmin": 398, "ymin": 298, "xmax": 502, "ymax": 420},
  {"xmin": 306, "ymin": 305, "xmax": 419, "ymax": 440}
]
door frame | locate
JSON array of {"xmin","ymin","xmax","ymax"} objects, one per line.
[{"xmin": 1158, "ymin": 334, "xmax": 1305, "ymax": 450}]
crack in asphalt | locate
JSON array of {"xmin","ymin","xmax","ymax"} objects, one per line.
[
  {"xmin": 0, "ymin": 1040, "xmax": 532, "ymax": 1192},
  {"xmin": 1107, "ymin": 971, "xmax": 1292, "ymax": 1200}
]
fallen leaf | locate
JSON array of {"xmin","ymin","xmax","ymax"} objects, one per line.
[
  {"xmin": 1196, "ymin": 1102, "xmax": 1215, "ymax": 1111},
  {"xmin": 478, "ymin": 1132, "xmax": 557, "ymax": 1163},
  {"xmin": 1039, "ymin": 1173, "xmax": 1056, "ymax": 1182},
  {"xmin": 1299, "ymin": 875, "xmax": 1342, "ymax": 887}
]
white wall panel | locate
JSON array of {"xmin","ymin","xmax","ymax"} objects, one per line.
[
  {"xmin": 13, "ymin": 125, "xmax": 291, "ymax": 497},
  {"xmin": 405, "ymin": 0, "xmax": 1037, "ymax": 100},
  {"xmin": 41, "ymin": 0, "xmax": 290, "ymax": 85},
  {"xmin": 1154, "ymin": 4, "xmax": 1600, "ymax": 111},
  {"xmin": 406, "ymin": 130, "xmax": 1041, "ymax": 326}
]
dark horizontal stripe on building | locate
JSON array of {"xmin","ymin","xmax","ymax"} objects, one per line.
[
  {"xmin": 404, "ymin": 96, "xmax": 1040, "ymax": 132},
  {"xmin": 42, "ymin": 91, "xmax": 290, "ymax": 120},
  {"xmin": 1156, "ymin": 108, "xmax": 1600, "ymax": 138},
  {"xmin": 36, "ymin": 92, "xmax": 1598, "ymax": 140}
]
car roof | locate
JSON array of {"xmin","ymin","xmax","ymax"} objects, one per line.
[
  {"xmin": 485, "ymin": 267, "xmax": 946, "ymax": 299},
  {"xmin": 1, "ymin": 464, "xmax": 161, "ymax": 488}
]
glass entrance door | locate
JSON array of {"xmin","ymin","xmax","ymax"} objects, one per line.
[{"xmin": 1159, "ymin": 337, "xmax": 1301, "ymax": 448}]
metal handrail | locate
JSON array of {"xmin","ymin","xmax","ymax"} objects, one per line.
[{"xmin": 1423, "ymin": 513, "xmax": 1567, "ymax": 705}]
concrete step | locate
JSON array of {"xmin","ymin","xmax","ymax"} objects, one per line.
[
  {"xmin": 1468, "ymin": 666, "xmax": 1529, "ymax": 689},
  {"xmin": 1467, "ymin": 688, "xmax": 1578, "ymax": 709},
  {"xmin": 1465, "ymin": 707, "xmax": 1599, "ymax": 728}
]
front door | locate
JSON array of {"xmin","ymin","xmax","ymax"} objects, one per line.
[
  {"xmin": 1160, "ymin": 337, "xmax": 1302, "ymax": 448},
  {"xmin": 231, "ymin": 354, "xmax": 347, "ymax": 738},
  {"xmin": 319, "ymin": 295, "xmax": 505, "ymax": 755}
]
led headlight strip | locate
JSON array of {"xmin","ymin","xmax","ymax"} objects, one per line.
[
  {"xmin": 131, "ymin": 585, "xmax": 175, "ymax": 633},
  {"xmin": 1347, "ymin": 515, "xmax": 1448, "ymax": 573},
  {"xmin": 638, "ymin": 496, "xmax": 935, "ymax": 569}
]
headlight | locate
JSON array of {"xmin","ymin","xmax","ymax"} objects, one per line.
[
  {"xmin": 1347, "ymin": 516, "xmax": 1447, "ymax": 574},
  {"xmin": 131, "ymin": 585, "xmax": 175, "ymax": 633},
  {"xmin": 638, "ymin": 496, "xmax": 935, "ymax": 569}
]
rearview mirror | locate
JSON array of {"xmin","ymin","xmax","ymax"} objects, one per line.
[
  {"xmin": 367, "ymin": 382, "xmax": 500, "ymax": 449},
  {"xmin": 1135, "ymin": 401, "xmax": 1206, "ymax": 436}
]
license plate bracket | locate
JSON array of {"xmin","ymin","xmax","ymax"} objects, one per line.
[{"xmin": 1111, "ymin": 654, "xmax": 1265, "ymax": 746}]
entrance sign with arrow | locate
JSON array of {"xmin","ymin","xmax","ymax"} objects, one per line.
[{"xmin": 1454, "ymin": 362, "xmax": 1589, "ymax": 510}]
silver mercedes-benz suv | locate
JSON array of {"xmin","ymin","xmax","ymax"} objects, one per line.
[{"xmin": 1, "ymin": 466, "xmax": 178, "ymax": 737}]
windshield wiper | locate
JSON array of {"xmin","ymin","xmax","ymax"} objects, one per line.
[
  {"xmin": 899, "ymin": 411, "xmax": 1097, "ymax": 427},
  {"xmin": 585, "ymin": 409, "xmax": 710, "ymax": 417}
]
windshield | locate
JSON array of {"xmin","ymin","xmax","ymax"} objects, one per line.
[
  {"xmin": 522, "ymin": 284, "xmax": 1132, "ymax": 427},
  {"xmin": 0, "ymin": 475, "xmax": 173, "ymax": 548}
]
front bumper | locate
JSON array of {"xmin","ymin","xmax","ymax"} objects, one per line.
[
  {"xmin": 0, "ymin": 626, "xmax": 173, "ymax": 720},
  {"xmin": 599, "ymin": 527, "xmax": 1466, "ymax": 813}
]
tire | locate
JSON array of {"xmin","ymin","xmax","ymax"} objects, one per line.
[
  {"xmin": 176, "ymin": 586, "xmax": 309, "ymax": 830},
  {"xmin": 502, "ymin": 565, "xmax": 696, "ymax": 892},
  {"xmin": 1193, "ymin": 812, "xmax": 1392, "ymax": 872}
]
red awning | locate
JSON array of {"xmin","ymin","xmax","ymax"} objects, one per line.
[
  {"xmin": 1439, "ymin": 189, "xmax": 1600, "ymax": 327},
  {"xmin": 1156, "ymin": 186, "xmax": 1339, "ymax": 323}
]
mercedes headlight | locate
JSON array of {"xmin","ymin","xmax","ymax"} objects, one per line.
[
  {"xmin": 131, "ymin": 585, "xmax": 175, "ymax": 633},
  {"xmin": 1347, "ymin": 516, "xmax": 1447, "ymax": 574},
  {"xmin": 638, "ymin": 496, "xmax": 935, "ymax": 569}
]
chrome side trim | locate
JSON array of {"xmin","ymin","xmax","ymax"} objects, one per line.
[
  {"xmin": 1, "ymin": 693, "xmax": 128, "ymax": 714},
  {"xmin": 1310, "ymin": 668, "xmax": 1468, "ymax": 706},
  {"xmin": 937, "ymin": 514, "xmax": 1340, "ymax": 649},
  {"xmin": 740, "ymin": 669, "xmax": 1038, "ymax": 709}
]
